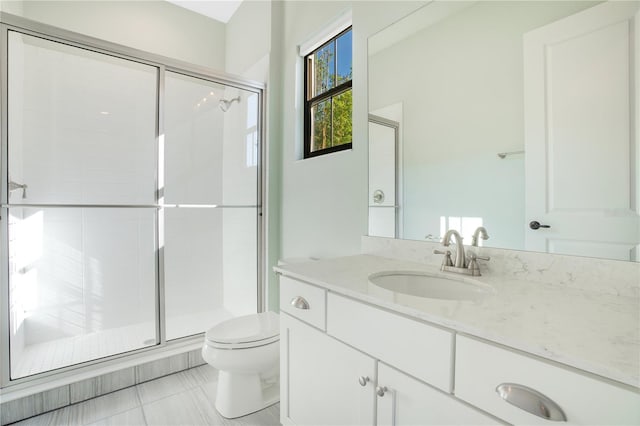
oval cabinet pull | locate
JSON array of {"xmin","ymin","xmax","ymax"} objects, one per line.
[
  {"xmin": 496, "ymin": 383, "xmax": 567, "ymax": 422},
  {"xmin": 358, "ymin": 376, "xmax": 370, "ymax": 387},
  {"xmin": 376, "ymin": 386, "xmax": 388, "ymax": 397},
  {"xmin": 290, "ymin": 296, "xmax": 309, "ymax": 310}
]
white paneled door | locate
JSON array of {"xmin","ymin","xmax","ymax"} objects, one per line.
[
  {"xmin": 524, "ymin": 1, "xmax": 640, "ymax": 261},
  {"xmin": 368, "ymin": 118, "xmax": 398, "ymax": 238}
]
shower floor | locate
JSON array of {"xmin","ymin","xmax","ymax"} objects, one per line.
[{"xmin": 12, "ymin": 308, "xmax": 235, "ymax": 379}]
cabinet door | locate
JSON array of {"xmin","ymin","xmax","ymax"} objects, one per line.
[
  {"xmin": 281, "ymin": 312, "xmax": 376, "ymax": 426},
  {"xmin": 377, "ymin": 363, "xmax": 499, "ymax": 426}
]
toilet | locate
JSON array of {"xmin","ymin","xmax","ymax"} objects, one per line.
[{"xmin": 202, "ymin": 311, "xmax": 280, "ymax": 418}]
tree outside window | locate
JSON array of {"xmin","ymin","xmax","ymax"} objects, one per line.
[{"xmin": 304, "ymin": 27, "xmax": 352, "ymax": 158}]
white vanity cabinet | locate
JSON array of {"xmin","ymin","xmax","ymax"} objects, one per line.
[
  {"xmin": 279, "ymin": 276, "xmax": 498, "ymax": 425},
  {"xmin": 276, "ymin": 253, "xmax": 639, "ymax": 425}
]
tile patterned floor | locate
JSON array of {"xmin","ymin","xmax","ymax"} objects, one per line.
[{"xmin": 11, "ymin": 365, "xmax": 280, "ymax": 426}]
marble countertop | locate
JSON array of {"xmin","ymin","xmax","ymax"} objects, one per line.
[{"xmin": 274, "ymin": 254, "xmax": 640, "ymax": 389}]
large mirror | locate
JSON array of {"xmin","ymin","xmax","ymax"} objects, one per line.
[{"xmin": 368, "ymin": 0, "xmax": 640, "ymax": 262}]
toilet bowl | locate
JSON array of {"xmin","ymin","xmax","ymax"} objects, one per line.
[{"xmin": 202, "ymin": 311, "xmax": 279, "ymax": 419}]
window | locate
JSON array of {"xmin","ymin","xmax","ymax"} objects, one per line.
[{"xmin": 304, "ymin": 27, "xmax": 352, "ymax": 158}]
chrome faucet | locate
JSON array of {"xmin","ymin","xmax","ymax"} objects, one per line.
[
  {"xmin": 442, "ymin": 229, "xmax": 465, "ymax": 268},
  {"xmin": 434, "ymin": 229, "xmax": 490, "ymax": 276},
  {"xmin": 471, "ymin": 226, "xmax": 489, "ymax": 246}
]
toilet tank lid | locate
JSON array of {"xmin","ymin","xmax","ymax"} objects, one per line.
[
  {"xmin": 278, "ymin": 257, "xmax": 319, "ymax": 266},
  {"xmin": 205, "ymin": 311, "xmax": 279, "ymax": 345}
]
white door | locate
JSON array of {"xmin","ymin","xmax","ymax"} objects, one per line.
[
  {"xmin": 280, "ymin": 313, "xmax": 375, "ymax": 426},
  {"xmin": 376, "ymin": 363, "xmax": 498, "ymax": 425},
  {"xmin": 524, "ymin": 1, "xmax": 640, "ymax": 261},
  {"xmin": 369, "ymin": 118, "xmax": 398, "ymax": 238}
]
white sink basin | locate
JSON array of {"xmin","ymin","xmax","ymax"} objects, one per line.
[{"xmin": 368, "ymin": 270, "xmax": 494, "ymax": 301}]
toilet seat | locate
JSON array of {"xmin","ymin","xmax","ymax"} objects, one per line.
[{"xmin": 205, "ymin": 311, "xmax": 279, "ymax": 350}]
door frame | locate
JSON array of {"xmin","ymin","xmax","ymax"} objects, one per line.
[{"xmin": 368, "ymin": 114, "xmax": 401, "ymax": 238}]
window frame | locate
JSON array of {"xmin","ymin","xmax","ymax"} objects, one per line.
[{"xmin": 303, "ymin": 26, "xmax": 353, "ymax": 159}]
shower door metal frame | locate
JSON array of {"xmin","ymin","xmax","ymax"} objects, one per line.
[{"xmin": 0, "ymin": 12, "xmax": 266, "ymax": 390}]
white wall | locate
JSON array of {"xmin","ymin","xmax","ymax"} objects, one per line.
[
  {"xmin": 273, "ymin": 1, "xmax": 426, "ymax": 265},
  {"xmin": 0, "ymin": 1, "xmax": 23, "ymax": 15},
  {"xmin": 225, "ymin": 0, "xmax": 271, "ymax": 78},
  {"xmin": 1, "ymin": 0, "xmax": 226, "ymax": 70}
]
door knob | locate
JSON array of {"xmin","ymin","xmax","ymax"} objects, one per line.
[
  {"xmin": 529, "ymin": 221, "xmax": 551, "ymax": 230},
  {"xmin": 373, "ymin": 189, "xmax": 385, "ymax": 204},
  {"xmin": 376, "ymin": 386, "xmax": 388, "ymax": 397}
]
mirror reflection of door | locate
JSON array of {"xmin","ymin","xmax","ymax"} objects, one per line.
[
  {"xmin": 524, "ymin": 1, "xmax": 640, "ymax": 261},
  {"xmin": 369, "ymin": 115, "xmax": 399, "ymax": 238}
]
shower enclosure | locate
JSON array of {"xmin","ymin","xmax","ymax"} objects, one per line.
[{"xmin": 0, "ymin": 15, "xmax": 264, "ymax": 384}]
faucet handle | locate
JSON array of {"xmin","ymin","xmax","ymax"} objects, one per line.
[
  {"xmin": 469, "ymin": 253, "xmax": 490, "ymax": 261},
  {"xmin": 467, "ymin": 253, "xmax": 490, "ymax": 276},
  {"xmin": 434, "ymin": 249, "xmax": 453, "ymax": 267},
  {"xmin": 469, "ymin": 253, "xmax": 491, "ymax": 262}
]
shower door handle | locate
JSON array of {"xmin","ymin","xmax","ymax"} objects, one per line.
[{"xmin": 290, "ymin": 296, "xmax": 310, "ymax": 310}]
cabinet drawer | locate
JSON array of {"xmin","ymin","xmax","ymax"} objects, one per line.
[
  {"xmin": 279, "ymin": 276, "xmax": 326, "ymax": 330},
  {"xmin": 327, "ymin": 292, "xmax": 453, "ymax": 392},
  {"xmin": 455, "ymin": 335, "xmax": 640, "ymax": 425}
]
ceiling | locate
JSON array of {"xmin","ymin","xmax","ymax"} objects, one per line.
[{"xmin": 165, "ymin": 0, "xmax": 244, "ymax": 23}]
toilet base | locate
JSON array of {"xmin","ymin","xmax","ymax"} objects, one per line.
[{"xmin": 214, "ymin": 370, "xmax": 280, "ymax": 419}]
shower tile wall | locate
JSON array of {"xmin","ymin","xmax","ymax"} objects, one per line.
[
  {"xmin": 135, "ymin": 354, "xmax": 190, "ymax": 384},
  {"xmin": 69, "ymin": 368, "xmax": 136, "ymax": 404},
  {"xmin": 0, "ymin": 386, "xmax": 70, "ymax": 425}
]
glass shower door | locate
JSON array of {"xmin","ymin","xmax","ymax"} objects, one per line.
[
  {"xmin": 5, "ymin": 31, "xmax": 159, "ymax": 379},
  {"xmin": 163, "ymin": 72, "xmax": 260, "ymax": 340}
]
